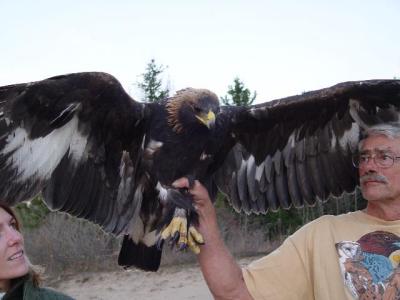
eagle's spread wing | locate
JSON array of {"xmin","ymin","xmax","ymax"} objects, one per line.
[
  {"xmin": 0, "ymin": 72, "xmax": 148, "ymax": 234},
  {"xmin": 213, "ymin": 80, "xmax": 400, "ymax": 214},
  {"xmin": 2, "ymin": 73, "xmax": 400, "ymax": 271}
]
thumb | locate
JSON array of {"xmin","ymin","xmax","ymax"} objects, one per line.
[{"xmin": 172, "ymin": 177, "xmax": 189, "ymax": 188}]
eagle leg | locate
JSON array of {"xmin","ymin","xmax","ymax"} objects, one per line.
[{"xmin": 158, "ymin": 207, "xmax": 204, "ymax": 254}]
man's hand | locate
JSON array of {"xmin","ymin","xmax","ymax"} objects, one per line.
[{"xmin": 172, "ymin": 178, "xmax": 218, "ymax": 235}]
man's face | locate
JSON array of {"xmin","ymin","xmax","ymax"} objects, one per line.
[
  {"xmin": 0, "ymin": 208, "xmax": 29, "ymax": 289},
  {"xmin": 359, "ymin": 135, "xmax": 400, "ymax": 203}
]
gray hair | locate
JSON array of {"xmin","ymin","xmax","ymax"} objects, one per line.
[{"xmin": 359, "ymin": 122, "xmax": 400, "ymax": 150}]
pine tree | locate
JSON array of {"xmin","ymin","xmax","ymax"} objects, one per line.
[
  {"xmin": 137, "ymin": 59, "xmax": 170, "ymax": 102},
  {"xmin": 14, "ymin": 195, "xmax": 50, "ymax": 229},
  {"xmin": 221, "ymin": 77, "xmax": 257, "ymax": 107},
  {"xmin": 218, "ymin": 77, "xmax": 257, "ymax": 237}
]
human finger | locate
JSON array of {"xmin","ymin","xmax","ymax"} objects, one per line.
[{"xmin": 172, "ymin": 177, "xmax": 190, "ymax": 188}]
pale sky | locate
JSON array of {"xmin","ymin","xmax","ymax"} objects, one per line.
[{"xmin": 1, "ymin": 0, "xmax": 399, "ymax": 103}]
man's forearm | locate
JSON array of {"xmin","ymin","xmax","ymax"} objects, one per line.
[
  {"xmin": 197, "ymin": 215, "xmax": 253, "ymax": 300},
  {"xmin": 172, "ymin": 179, "xmax": 253, "ymax": 299}
]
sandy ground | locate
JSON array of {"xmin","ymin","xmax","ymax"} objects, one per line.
[{"xmin": 52, "ymin": 257, "xmax": 256, "ymax": 300}]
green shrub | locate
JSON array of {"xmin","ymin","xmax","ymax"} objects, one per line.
[{"xmin": 14, "ymin": 195, "xmax": 50, "ymax": 229}]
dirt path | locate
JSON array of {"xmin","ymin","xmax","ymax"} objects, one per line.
[{"xmin": 53, "ymin": 257, "xmax": 256, "ymax": 300}]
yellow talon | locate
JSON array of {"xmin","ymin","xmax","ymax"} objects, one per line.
[
  {"xmin": 159, "ymin": 214, "xmax": 204, "ymax": 254},
  {"xmin": 161, "ymin": 222, "xmax": 173, "ymax": 240},
  {"xmin": 178, "ymin": 234, "xmax": 188, "ymax": 246},
  {"xmin": 188, "ymin": 234, "xmax": 201, "ymax": 254},
  {"xmin": 170, "ymin": 217, "xmax": 183, "ymax": 237},
  {"xmin": 178, "ymin": 217, "xmax": 188, "ymax": 246},
  {"xmin": 189, "ymin": 226, "xmax": 204, "ymax": 244}
]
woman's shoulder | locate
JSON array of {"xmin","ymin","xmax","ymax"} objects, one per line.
[
  {"xmin": 24, "ymin": 279, "xmax": 74, "ymax": 300},
  {"xmin": 34, "ymin": 287, "xmax": 74, "ymax": 300}
]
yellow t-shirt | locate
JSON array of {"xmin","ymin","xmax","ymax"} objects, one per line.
[{"xmin": 242, "ymin": 211, "xmax": 400, "ymax": 300}]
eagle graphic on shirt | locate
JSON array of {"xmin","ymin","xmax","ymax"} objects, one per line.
[{"xmin": 336, "ymin": 231, "xmax": 400, "ymax": 299}]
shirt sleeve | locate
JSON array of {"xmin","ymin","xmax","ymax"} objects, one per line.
[{"xmin": 242, "ymin": 235, "xmax": 313, "ymax": 300}]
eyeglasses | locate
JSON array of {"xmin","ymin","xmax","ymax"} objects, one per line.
[{"xmin": 352, "ymin": 151, "xmax": 400, "ymax": 168}]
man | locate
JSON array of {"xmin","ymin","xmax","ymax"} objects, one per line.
[{"xmin": 173, "ymin": 123, "xmax": 400, "ymax": 299}]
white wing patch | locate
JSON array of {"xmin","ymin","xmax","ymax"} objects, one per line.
[
  {"xmin": 68, "ymin": 125, "xmax": 88, "ymax": 165},
  {"xmin": 349, "ymin": 99, "xmax": 368, "ymax": 129},
  {"xmin": 329, "ymin": 122, "xmax": 360, "ymax": 152},
  {"xmin": 1, "ymin": 115, "xmax": 87, "ymax": 182},
  {"xmin": 156, "ymin": 182, "xmax": 168, "ymax": 202},
  {"xmin": 338, "ymin": 122, "xmax": 360, "ymax": 152}
]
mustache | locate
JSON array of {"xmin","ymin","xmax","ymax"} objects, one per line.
[{"xmin": 360, "ymin": 174, "xmax": 388, "ymax": 184}]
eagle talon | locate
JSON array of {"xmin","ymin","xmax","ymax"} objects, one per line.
[
  {"xmin": 159, "ymin": 209, "xmax": 205, "ymax": 254},
  {"xmin": 178, "ymin": 243, "xmax": 188, "ymax": 251},
  {"xmin": 189, "ymin": 225, "xmax": 204, "ymax": 245},
  {"xmin": 172, "ymin": 231, "xmax": 180, "ymax": 243}
]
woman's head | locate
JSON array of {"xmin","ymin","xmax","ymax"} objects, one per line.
[{"xmin": 0, "ymin": 204, "xmax": 29, "ymax": 291}]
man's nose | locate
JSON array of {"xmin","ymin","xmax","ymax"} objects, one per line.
[{"xmin": 359, "ymin": 158, "xmax": 379, "ymax": 174}]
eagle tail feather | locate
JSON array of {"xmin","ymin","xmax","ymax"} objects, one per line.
[{"xmin": 118, "ymin": 235, "xmax": 162, "ymax": 272}]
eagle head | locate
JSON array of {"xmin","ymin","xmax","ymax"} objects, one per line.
[{"xmin": 166, "ymin": 88, "xmax": 219, "ymax": 133}]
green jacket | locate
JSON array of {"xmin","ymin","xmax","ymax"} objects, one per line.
[{"xmin": 2, "ymin": 275, "xmax": 74, "ymax": 300}]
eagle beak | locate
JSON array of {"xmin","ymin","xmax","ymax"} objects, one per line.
[{"xmin": 196, "ymin": 110, "xmax": 216, "ymax": 129}]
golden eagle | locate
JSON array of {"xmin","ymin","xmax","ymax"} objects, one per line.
[{"xmin": 0, "ymin": 72, "xmax": 399, "ymax": 271}]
